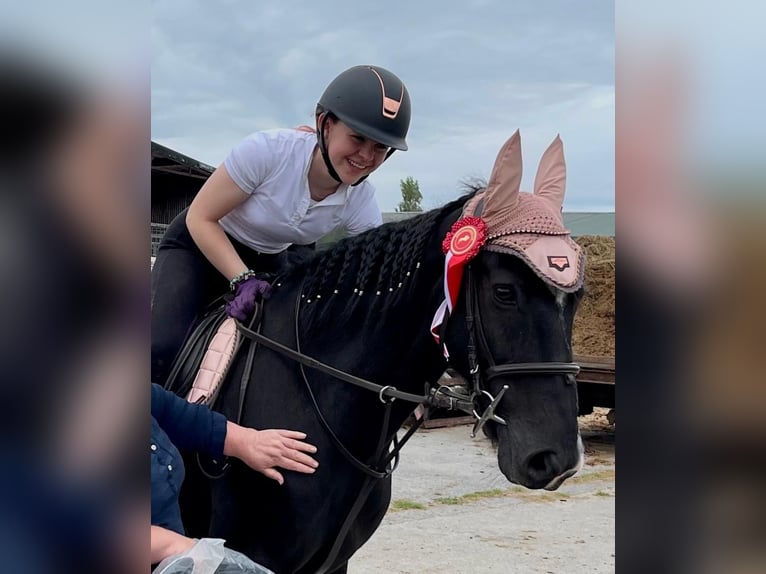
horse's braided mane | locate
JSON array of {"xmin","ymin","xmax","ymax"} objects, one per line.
[{"xmin": 274, "ymin": 191, "xmax": 476, "ymax": 327}]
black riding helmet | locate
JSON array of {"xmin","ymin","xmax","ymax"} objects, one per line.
[{"xmin": 315, "ymin": 65, "xmax": 411, "ymax": 184}]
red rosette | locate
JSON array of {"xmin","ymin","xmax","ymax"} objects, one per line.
[
  {"xmin": 442, "ymin": 216, "xmax": 487, "ymax": 258},
  {"xmin": 432, "ymin": 216, "xmax": 488, "ymax": 355}
]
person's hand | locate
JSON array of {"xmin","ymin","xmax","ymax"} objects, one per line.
[
  {"xmin": 225, "ymin": 276, "xmax": 272, "ymax": 321},
  {"xmin": 223, "ymin": 423, "xmax": 318, "ymax": 485}
]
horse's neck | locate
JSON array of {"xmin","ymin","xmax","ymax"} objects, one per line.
[
  {"xmin": 378, "ymin": 278, "xmax": 442, "ymax": 357},
  {"xmin": 278, "ymin": 213, "xmax": 460, "ymax": 456},
  {"xmin": 344, "ymin": 214, "xmax": 459, "ymax": 392},
  {"xmin": 282, "ymin": 207, "xmax": 463, "ymax": 405},
  {"xmin": 351, "ymin": 256, "xmax": 450, "ymax": 395}
]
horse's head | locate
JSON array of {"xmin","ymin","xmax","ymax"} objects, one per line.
[{"xmin": 439, "ymin": 131, "xmax": 586, "ymax": 490}]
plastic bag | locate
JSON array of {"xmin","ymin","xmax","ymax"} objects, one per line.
[
  {"xmin": 216, "ymin": 547, "xmax": 275, "ymax": 574},
  {"xmin": 153, "ymin": 538, "xmax": 275, "ymax": 574}
]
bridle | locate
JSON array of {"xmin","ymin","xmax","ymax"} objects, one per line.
[{"xmin": 455, "ymin": 264, "xmax": 581, "ymax": 437}]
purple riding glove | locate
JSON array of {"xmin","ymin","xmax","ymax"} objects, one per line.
[{"xmin": 225, "ymin": 276, "xmax": 273, "ymax": 321}]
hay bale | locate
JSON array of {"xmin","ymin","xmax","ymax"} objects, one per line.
[{"xmin": 573, "ymin": 236, "xmax": 615, "ymax": 357}]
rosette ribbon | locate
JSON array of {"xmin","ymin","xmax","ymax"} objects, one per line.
[{"xmin": 430, "ymin": 216, "xmax": 487, "ymax": 357}]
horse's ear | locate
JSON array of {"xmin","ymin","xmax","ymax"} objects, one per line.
[
  {"xmin": 477, "ymin": 129, "xmax": 522, "ymax": 220},
  {"xmin": 533, "ymin": 134, "xmax": 566, "ymax": 213}
]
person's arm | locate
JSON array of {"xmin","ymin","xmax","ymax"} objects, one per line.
[
  {"xmin": 186, "ymin": 164, "xmax": 252, "ymax": 282},
  {"xmin": 151, "ymin": 384, "xmax": 227, "ymax": 459},
  {"xmin": 152, "ymin": 385, "xmax": 318, "ymax": 483},
  {"xmin": 150, "ymin": 525, "xmax": 196, "ymax": 566}
]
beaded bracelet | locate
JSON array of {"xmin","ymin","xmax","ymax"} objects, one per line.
[{"xmin": 229, "ymin": 269, "xmax": 257, "ymax": 292}]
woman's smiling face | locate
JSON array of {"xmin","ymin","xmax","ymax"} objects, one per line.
[{"xmin": 323, "ymin": 117, "xmax": 389, "ymax": 184}]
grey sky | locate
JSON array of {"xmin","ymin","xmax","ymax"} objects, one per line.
[{"xmin": 152, "ymin": 0, "xmax": 614, "ymax": 211}]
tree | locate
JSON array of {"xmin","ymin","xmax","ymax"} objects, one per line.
[{"xmin": 396, "ymin": 176, "xmax": 423, "ymax": 212}]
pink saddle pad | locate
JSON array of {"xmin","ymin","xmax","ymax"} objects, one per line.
[{"xmin": 186, "ymin": 317, "xmax": 241, "ymax": 406}]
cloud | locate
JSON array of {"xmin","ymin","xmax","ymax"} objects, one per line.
[{"xmin": 152, "ymin": 0, "xmax": 614, "ymax": 211}]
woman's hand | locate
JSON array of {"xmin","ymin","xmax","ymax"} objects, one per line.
[
  {"xmin": 223, "ymin": 423, "xmax": 319, "ymax": 485},
  {"xmin": 225, "ymin": 275, "xmax": 273, "ymax": 321}
]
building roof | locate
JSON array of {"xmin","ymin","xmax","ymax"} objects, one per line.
[{"xmin": 151, "ymin": 141, "xmax": 214, "ymax": 180}]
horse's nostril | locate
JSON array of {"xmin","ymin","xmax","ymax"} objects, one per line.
[{"xmin": 528, "ymin": 450, "xmax": 556, "ymax": 475}]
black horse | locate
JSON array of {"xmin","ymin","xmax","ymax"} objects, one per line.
[{"xmin": 177, "ymin": 131, "xmax": 586, "ymax": 573}]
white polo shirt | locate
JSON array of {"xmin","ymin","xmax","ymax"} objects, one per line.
[{"xmin": 219, "ymin": 129, "xmax": 382, "ymax": 254}]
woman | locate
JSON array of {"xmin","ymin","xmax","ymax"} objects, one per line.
[{"xmin": 151, "ymin": 64, "xmax": 411, "ymax": 385}]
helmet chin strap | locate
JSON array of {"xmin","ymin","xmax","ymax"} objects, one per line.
[
  {"xmin": 317, "ymin": 114, "xmax": 343, "ymax": 184},
  {"xmin": 316, "ymin": 114, "xmax": 397, "ymax": 187}
]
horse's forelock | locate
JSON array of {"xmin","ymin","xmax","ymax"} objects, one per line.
[{"xmin": 461, "ymin": 179, "xmax": 487, "ymax": 196}]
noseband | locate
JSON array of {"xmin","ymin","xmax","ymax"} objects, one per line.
[{"xmin": 456, "ymin": 264, "xmax": 580, "ymax": 437}]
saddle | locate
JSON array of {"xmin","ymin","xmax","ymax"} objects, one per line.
[
  {"xmin": 163, "ymin": 305, "xmax": 253, "ymax": 408},
  {"xmin": 161, "ymin": 303, "xmax": 266, "ymax": 480}
]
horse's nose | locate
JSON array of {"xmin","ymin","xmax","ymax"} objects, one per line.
[{"xmin": 523, "ymin": 449, "xmax": 561, "ymax": 484}]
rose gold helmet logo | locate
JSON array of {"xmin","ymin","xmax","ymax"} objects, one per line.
[{"xmin": 369, "ymin": 68, "xmax": 403, "ymax": 119}]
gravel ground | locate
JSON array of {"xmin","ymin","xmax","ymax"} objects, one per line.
[{"xmin": 348, "ymin": 411, "xmax": 615, "ymax": 574}]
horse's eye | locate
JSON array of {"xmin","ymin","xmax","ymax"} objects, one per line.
[{"xmin": 493, "ymin": 285, "xmax": 517, "ymax": 306}]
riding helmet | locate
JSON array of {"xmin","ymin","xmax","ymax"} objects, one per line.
[{"xmin": 317, "ymin": 65, "xmax": 411, "ymax": 151}]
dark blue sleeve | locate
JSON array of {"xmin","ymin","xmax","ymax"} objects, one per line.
[{"xmin": 150, "ymin": 384, "xmax": 227, "ymax": 459}]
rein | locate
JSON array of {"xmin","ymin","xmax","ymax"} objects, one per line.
[
  {"xmin": 235, "ymin": 291, "xmax": 446, "ymax": 479},
  {"xmin": 237, "ymin": 317, "xmax": 430, "ymax": 407}
]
